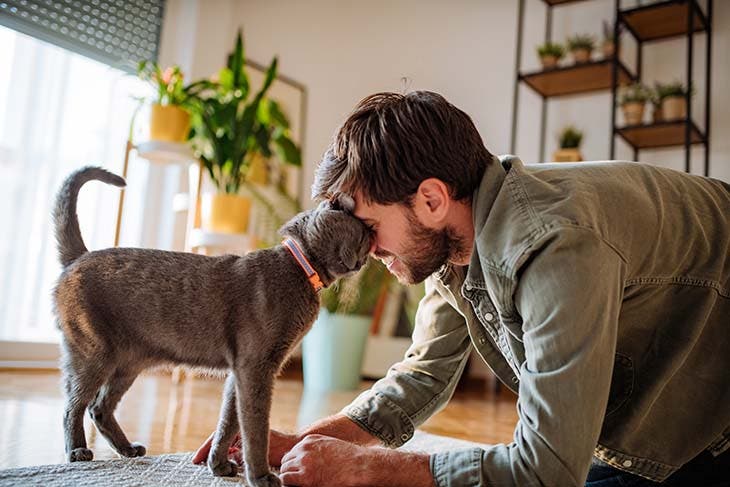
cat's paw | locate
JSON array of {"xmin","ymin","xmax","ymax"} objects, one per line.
[
  {"xmin": 119, "ymin": 442, "xmax": 146, "ymax": 458},
  {"xmin": 209, "ymin": 458, "xmax": 239, "ymax": 477},
  {"xmin": 68, "ymin": 447, "xmax": 93, "ymax": 462},
  {"xmin": 248, "ymin": 472, "xmax": 281, "ymax": 487}
]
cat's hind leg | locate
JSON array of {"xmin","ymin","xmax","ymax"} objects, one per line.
[
  {"xmin": 61, "ymin": 342, "xmax": 111, "ymax": 462},
  {"xmin": 87, "ymin": 364, "xmax": 146, "ymax": 458}
]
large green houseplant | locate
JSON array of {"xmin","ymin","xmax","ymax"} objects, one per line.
[
  {"xmin": 303, "ymin": 258, "xmax": 393, "ymax": 391},
  {"xmin": 187, "ymin": 29, "xmax": 301, "ymax": 235}
]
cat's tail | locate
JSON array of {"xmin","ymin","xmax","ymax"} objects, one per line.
[{"xmin": 53, "ymin": 166, "xmax": 126, "ymax": 268}]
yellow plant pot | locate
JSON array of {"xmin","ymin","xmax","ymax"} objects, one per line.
[
  {"xmin": 662, "ymin": 96, "xmax": 687, "ymax": 121},
  {"xmin": 150, "ymin": 104, "xmax": 191, "ymax": 143},
  {"xmin": 201, "ymin": 193, "xmax": 253, "ymax": 234},
  {"xmin": 622, "ymin": 102, "xmax": 645, "ymax": 126},
  {"xmin": 553, "ymin": 148, "xmax": 583, "ymax": 162}
]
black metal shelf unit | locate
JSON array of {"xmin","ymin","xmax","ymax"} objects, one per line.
[
  {"xmin": 509, "ymin": 0, "xmax": 713, "ymax": 176},
  {"xmin": 610, "ymin": 0, "xmax": 713, "ymax": 175}
]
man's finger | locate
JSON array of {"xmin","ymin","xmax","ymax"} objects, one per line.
[
  {"xmin": 192, "ymin": 432, "xmax": 215, "ymax": 465},
  {"xmin": 279, "ymin": 470, "xmax": 303, "ymax": 486}
]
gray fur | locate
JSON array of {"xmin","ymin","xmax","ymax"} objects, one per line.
[{"xmin": 52, "ymin": 167, "xmax": 371, "ymax": 487}]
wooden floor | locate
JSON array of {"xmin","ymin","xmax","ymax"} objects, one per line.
[{"xmin": 0, "ymin": 368, "xmax": 518, "ymax": 469}]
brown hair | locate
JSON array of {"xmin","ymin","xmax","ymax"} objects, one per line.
[{"xmin": 312, "ymin": 91, "xmax": 494, "ymax": 206}]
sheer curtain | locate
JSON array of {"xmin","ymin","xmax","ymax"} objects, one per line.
[{"xmin": 0, "ymin": 25, "xmax": 153, "ymax": 346}]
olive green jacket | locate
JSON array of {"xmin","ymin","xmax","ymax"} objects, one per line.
[{"xmin": 343, "ymin": 155, "xmax": 730, "ymax": 486}]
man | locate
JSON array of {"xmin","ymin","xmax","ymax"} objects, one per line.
[{"xmin": 195, "ymin": 91, "xmax": 730, "ymax": 486}]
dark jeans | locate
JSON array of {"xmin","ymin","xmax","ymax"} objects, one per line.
[{"xmin": 586, "ymin": 448, "xmax": 730, "ymax": 486}]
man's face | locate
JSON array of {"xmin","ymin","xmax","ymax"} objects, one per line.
[{"xmin": 353, "ymin": 191, "xmax": 464, "ymax": 285}]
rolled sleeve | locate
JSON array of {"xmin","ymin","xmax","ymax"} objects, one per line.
[{"xmin": 342, "ymin": 275, "xmax": 472, "ymax": 448}]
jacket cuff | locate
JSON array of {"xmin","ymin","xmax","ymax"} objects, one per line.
[
  {"xmin": 341, "ymin": 390, "xmax": 415, "ymax": 448},
  {"xmin": 430, "ymin": 447, "xmax": 483, "ymax": 487}
]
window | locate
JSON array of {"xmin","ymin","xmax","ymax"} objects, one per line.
[{"xmin": 0, "ymin": 25, "xmax": 151, "ymax": 344}]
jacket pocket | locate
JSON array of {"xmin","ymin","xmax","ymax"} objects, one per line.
[{"xmin": 605, "ymin": 353, "xmax": 634, "ymax": 418}]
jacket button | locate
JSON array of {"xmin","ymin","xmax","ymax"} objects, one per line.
[
  {"xmin": 622, "ymin": 460, "xmax": 633, "ymax": 467},
  {"xmin": 478, "ymin": 337, "xmax": 486, "ymax": 344},
  {"xmin": 485, "ymin": 312, "xmax": 494, "ymax": 321},
  {"xmin": 401, "ymin": 434, "xmax": 409, "ymax": 441}
]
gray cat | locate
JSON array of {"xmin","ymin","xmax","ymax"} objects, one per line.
[{"xmin": 52, "ymin": 166, "xmax": 372, "ymax": 487}]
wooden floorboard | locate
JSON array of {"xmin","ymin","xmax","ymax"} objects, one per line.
[{"xmin": 0, "ymin": 368, "xmax": 518, "ymax": 469}]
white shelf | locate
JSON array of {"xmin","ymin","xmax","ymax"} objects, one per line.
[
  {"xmin": 135, "ymin": 141, "xmax": 195, "ymax": 165},
  {"xmin": 188, "ymin": 229, "xmax": 254, "ymax": 252}
]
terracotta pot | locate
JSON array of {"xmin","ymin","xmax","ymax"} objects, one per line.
[
  {"xmin": 621, "ymin": 102, "xmax": 645, "ymax": 126},
  {"xmin": 540, "ymin": 55, "xmax": 559, "ymax": 70},
  {"xmin": 149, "ymin": 104, "xmax": 190, "ymax": 143},
  {"xmin": 571, "ymin": 48, "xmax": 592, "ymax": 64},
  {"xmin": 602, "ymin": 41, "xmax": 615, "ymax": 59},
  {"xmin": 201, "ymin": 193, "xmax": 253, "ymax": 234},
  {"xmin": 662, "ymin": 96, "xmax": 687, "ymax": 121},
  {"xmin": 553, "ymin": 148, "xmax": 583, "ymax": 162},
  {"xmin": 652, "ymin": 105, "xmax": 664, "ymax": 124}
]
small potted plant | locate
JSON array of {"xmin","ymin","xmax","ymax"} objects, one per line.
[
  {"xmin": 302, "ymin": 259, "xmax": 393, "ymax": 391},
  {"xmin": 137, "ymin": 62, "xmax": 194, "ymax": 143},
  {"xmin": 649, "ymin": 87, "xmax": 664, "ymax": 123},
  {"xmin": 553, "ymin": 125, "xmax": 584, "ymax": 162},
  {"xmin": 601, "ymin": 20, "xmax": 623, "ymax": 58},
  {"xmin": 619, "ymin": 83, "xmax": 651, "ymax": 126},
  {"xmin": 187, "ymin": 30, "xmax": 301, "ymax": 234},
  {"xmin": 567, "ymin": 34, "xmax": 596, "ymax": 64},
  {"xmin": 537, "ymin": 42, "xmax": 565, "ymax": 70},
  {"xmin": 654, "ymin": 81, "xmax": 694, "ymax": 121}
]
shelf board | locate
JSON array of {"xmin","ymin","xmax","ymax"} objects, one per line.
[
  {"xmin": 615, "ymin": 120, "xmax": 705, "ymax": 150},
  {"xmin": 620, "ymin": 0, "xmax": 707, "ymax": 43},
  {"xmin": 135, "ymin": 141, "xmax": 196, "ymax": 165},
  {"xmin": 542, "ymin": 0, "xmax": 592, "ymax": 5},
  {"xmin": 520, "ymin": 59, "xmax": 635, "ymax": 98}
]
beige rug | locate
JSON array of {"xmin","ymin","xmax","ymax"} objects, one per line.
[{"xmin": 0, "ymin": 431, "xmax": 486, "ymax": 486}]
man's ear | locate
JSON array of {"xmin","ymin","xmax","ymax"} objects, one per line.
[{"xmin": 413, "ymin": 178, "xmax": 450, "ymax": 225}]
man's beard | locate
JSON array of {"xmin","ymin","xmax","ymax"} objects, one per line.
[{"xmin": 377, "ymin": 209, "xmax": 468, "ymax": 285}]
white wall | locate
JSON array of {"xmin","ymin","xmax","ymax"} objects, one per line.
[{"xmin": 163, "ymin": 0, "xmax": 729, "ymax": 206}]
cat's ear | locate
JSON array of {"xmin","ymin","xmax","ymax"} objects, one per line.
[
  {"xmin": 279, "ymin": 212, "xmax": 309, "ymax": 239},
  {"xmin": 330, "ymin": 193, "xmax": 355, "ymax": 213}
]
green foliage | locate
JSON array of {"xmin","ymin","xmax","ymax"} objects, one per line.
[
  {"xmin": 653, "ymin": 80, "xmax": 695, "ymax": 101},
  {"xmin": 186, "ymin": 29, "xmax": 301, "ymax": 194},
  {"xmin": 619, "ymin": 83, "xmax": 651, "ymax": 105},
  {"xmin": 321, "ymin": 258, "xmax": 393, "ymax": 316},
  {"xmin": 559, "ymin": 125, "xmax": 583, "ymax": 149},
  {"xmin": 137, "ymin": 62, "xmax": 194, "ymax": 107},
  {"xmin": 567, "ymin": 34, "xmax": 596, "ymax": 51},
  {"xmin": 537, "ymin": 42, "xmax": 565, "ymax": 59}
]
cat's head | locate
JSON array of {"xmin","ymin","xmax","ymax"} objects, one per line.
[{"xmin": 279, "ymin": 194, "xmax": 372, "ymax": 286}]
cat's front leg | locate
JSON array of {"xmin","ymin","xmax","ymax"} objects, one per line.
[
  {"xmin": 208, "ymin": 373, "xmax": 240, "ymax": 477},
  {"xmin": 232, "ymin": 367, "xmax": 281, "ymax": 487}
]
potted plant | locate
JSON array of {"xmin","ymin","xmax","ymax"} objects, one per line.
[
  {"xmin": 187, "ymin": 30, "xmax": 301, "ymax": 234},
  {"xmin": 649, "ymin": 87, "xmax": 664, "ymax": 123},
  {"xmin": 601, "ymin": 20, "xmax": 623, "ymax": 58},
  {"xmin": 567, "ymin": 34, "xmax": 596, "ymax": 64},
  {"xmin": 136, "ymin": 62, "xmax": 194, "ymax": 143},
  {"xmin": 553, "ymin": 126, "xmax": 584, "ymax": 162},
  {"xmin": 654, "ymin": 81, "xmax": 694, "ymax": 121},
  {"xmin": 619, "ymin": 83, "xmax": 651, "ymax": 126},
  {"xmin": 302, "ymin": 258, "xmax": 393, "ymax": 391},
  {"xmin": 537, "ymin": 42, "xmax": 565, "ymax": 70}
]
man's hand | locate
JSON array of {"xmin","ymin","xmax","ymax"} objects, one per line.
[
  {"xmin": 279, "ymin": 434, "xmax": 435, "ymax": 487},
  {"xmin": 192, "ymin": 429, "xmax": 299, "ymax": 467}
]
